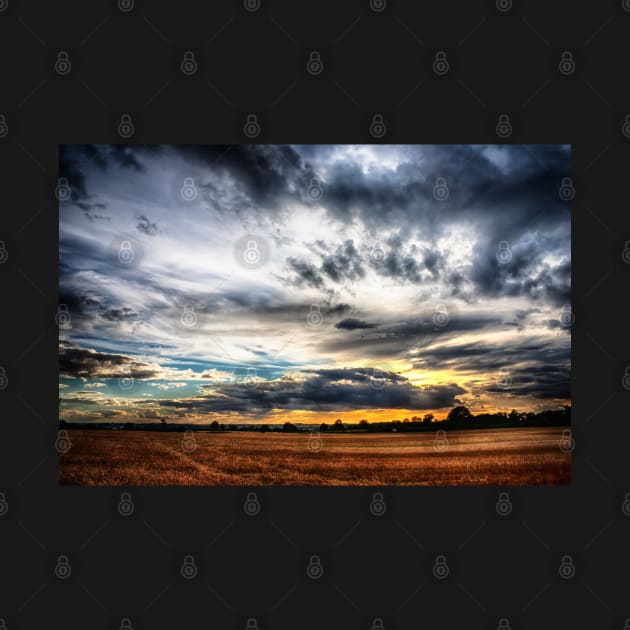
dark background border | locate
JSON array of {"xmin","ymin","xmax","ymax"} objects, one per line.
[{"xmin": 1, "ymin": 1, "xmax": 629, "ymax": 628}]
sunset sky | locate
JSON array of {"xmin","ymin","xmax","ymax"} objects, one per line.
[{"xmin": 59, "ymin": 144, "xmax": 571, "ymax": 424}]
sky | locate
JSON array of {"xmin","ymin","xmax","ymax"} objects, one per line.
[{"xmin": 59, "ymin": 144, "xmax": 571, "ymax": 425}]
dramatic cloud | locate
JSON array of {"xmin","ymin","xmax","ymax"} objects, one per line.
[
  {"xmin": 59, "ymin": 342, "xmax": 162, "ymax": 380},
  {"xmin": 320, "ymin": 240, "xmax": 366, "ymax": 283},
  {"xmin": 59, "ymin": 144, "xmax": 571, "ymax": 422},
  {"xmin": 286, "ymin": 257, "xmax": 325, "ymax": 289},
  {"xmin": 136, "ymin": 215, "xmax": 158, "ymax": 236},
  {"xmin": 335, "ymin": 318, "xmax": 378, "ymax": 330},
  {"xmin": 159, "ymin": 369, "xmax": 466, "ymax": 414}
]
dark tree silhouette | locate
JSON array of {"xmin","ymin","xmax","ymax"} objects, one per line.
[
  {"xmin": 508, "ymin": 409, "xmax": 523, "ymax": 423},
  {"xmin": 61, "ymin": 405, "xmax": 571, "ymax": 433},
  {"xmin": 447, "ymin": 405, "xmax": 472, "ymax": 424}
]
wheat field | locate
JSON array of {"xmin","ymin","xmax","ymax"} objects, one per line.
[{"xmin": 58, "ymin": 426, "xmax": 571, "ymax": 486}]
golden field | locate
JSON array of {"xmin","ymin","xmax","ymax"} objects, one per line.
[{"xmin": 59, "ymin": 426, "xmax": 571, "ymax": 486}]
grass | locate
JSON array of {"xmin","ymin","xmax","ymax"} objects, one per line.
[{"xmin": 59, "ymin": 426, "xmax": 571, "ymax": 486}]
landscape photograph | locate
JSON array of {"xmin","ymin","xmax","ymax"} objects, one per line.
[{"xmin": 58, "ymin": 143, "xmax": 571, "ymax": 485}]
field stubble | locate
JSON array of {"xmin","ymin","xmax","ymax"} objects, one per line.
[{"xmin": 59, "ymin": 426, "xmax": 571, "ymax": 486}]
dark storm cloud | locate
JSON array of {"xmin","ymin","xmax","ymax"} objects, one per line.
[
  {"xmin": 322, "ymin": 312, "xmax": 504, "ymax": 358},
  {"xmin": 286, "ymin": 257, "xmax": 325, "ymax": 289},
  {"xmin": 75, "ymin": 201, "xmax": 108, "ymax": 221},
  {"xmin": 58, "ymin": 287, "xmax": 101, "ymax": 315},
  {"xmin": 327, "ymin": 303, "xmax": 353, "ymax": 315},
  {"xmin": 60, "ymin": 146, "xmax": 100, "ymax": 218},
  {"xmin": 136, "ymin": 215, "xmax": 158, "ymax": 236},
  {"xmin": 321, "ymin": 240, "xmax": 366, "ymax": 283},
  {"xmin": 170, "ymin": 144, "xmax": 319, "ymax": 211},
  {"xmin": 485, "ymin": 364, "xmax": 570, "ymax": 399},
  {"xmin": 63, "ymin": 144, "xmax": 149, "ymax": 173},
  {"xmin": 312, "ymin": 144, "xmax": 569, "ymax": 302},
  {"xmin": 445, "ymin": 270, "xmax": 469, "ymax": 300},
  {"xmin": 59, "ymin": 145, "xmax": 89, "ymax": 198},
  {"xmin": 376, "ymin": 240, "xmax": 422, "ymax": 283},
  {"xmin": 410, "ymin": 337, "xmax": 570, "ymax": 400},
  {"xmin": 422, "ymin": 246, "xmax": 445, "ymax": 278},
  {"xmin": 59, "ymin": 342, "xmax": 160, "ymax": 379},
  {"xmin": 63, "ymin": 143, "xmax": 569, "ymax": 228},
  {"xmin": 289, "ymin": 237, "xmax": 443, "ymax": 289},
  {"xmin": 284, "ymin": 240, "xmax": 366, "ymax": 289},
  {"xmin": 218, "ymin": 289, "xmax": 352, "ymax": 323},
  {"xmin": 470, "ymin": 232, "xmax": 570, "ymax": 305},
  {"xmin": 62, "ymin": 143, "xmax": 570, "ymax": 306},
  {"xmin": 277, "ymin": 145, "xmax": 568, "ymax": 300},
  {"xmin": 105, "ymin": 145, "xmax": 146, "ymax": 172},
  {"xmin": 60, "ymin": 145, "xmax": 153, "ymax": 219},
  {"xmin": 383, "ymin": 313, "xmax": 502, "ymax": 339},
  {"xmin": 158, "ymin": 368, "xmax": 466, "ymax": 415},
  {"xmin": 61, "ymin": 144, "xmax": 318, "ymax": 223},
  {"xmin": 319, "ymin": 145, "xmax": 569, "ymax": 233},
  {"xmin": 58, "ymin": 285, "xmax": 142, "ymax": 325},
  {"xmin": 411, "ymin": 338, "xmax": 569, "ymax": 372},
  {"xmin": 301, "ymin": 367, "xmax": 408, "ymax": 384},
  {"xmin": 335, "ymin": 318, "xmax": 378, "ymax": 330},
  {"xmin": 98, "ymin": 307, "xmax": 138, "ymax": 322}
]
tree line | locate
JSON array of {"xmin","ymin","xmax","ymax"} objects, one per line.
[
  {"xmin": 279, "ymin": 405, "xmax": 570, "ymax": 433},
  {"xmin": 59, "ymin": 405, "xmax": 570, "ymax": 432}
]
